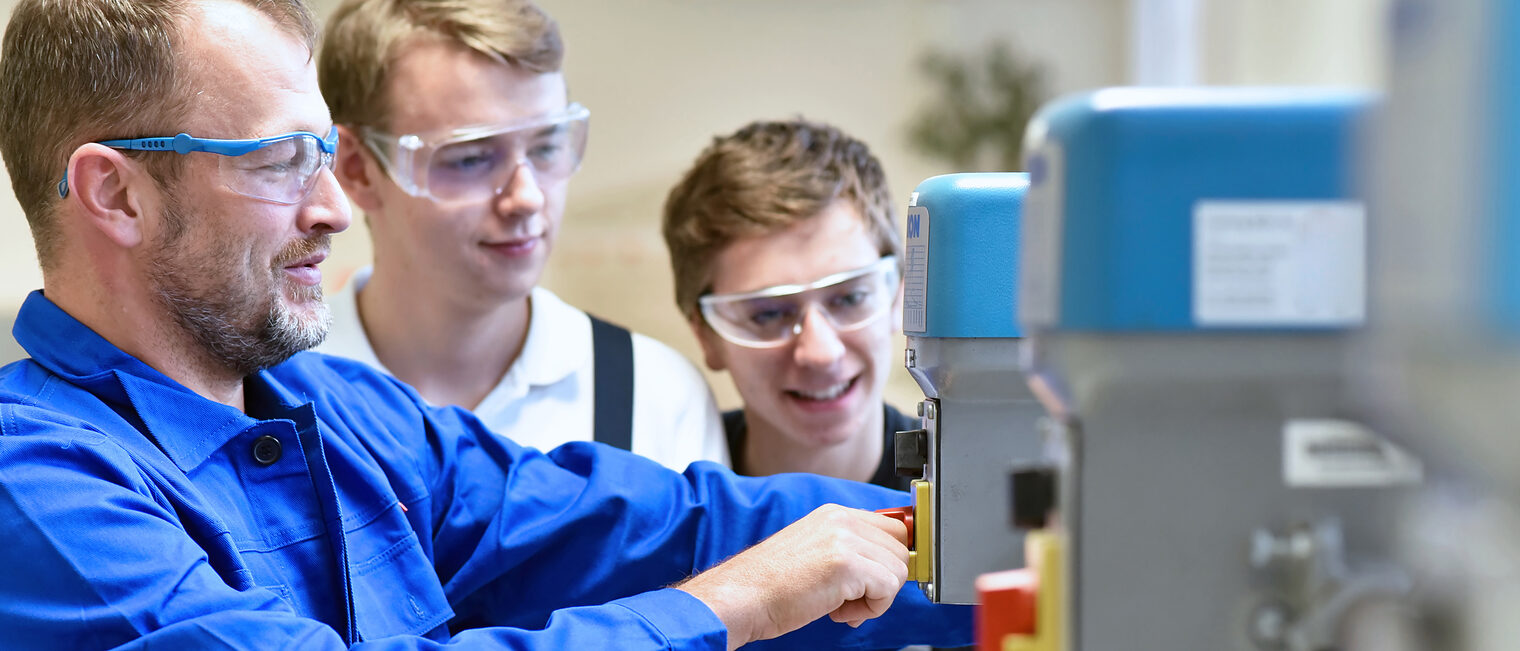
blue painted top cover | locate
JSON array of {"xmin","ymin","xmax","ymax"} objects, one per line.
[
  {"xmin": 1021, "ymin": 87, "xmax": 1374, "ymax": 332},
  {"xmin": 903, "ymin": 172, "xmax": 1028, "ymax": 338}
]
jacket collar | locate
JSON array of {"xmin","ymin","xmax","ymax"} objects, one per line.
[{"xmin": 13, "ymin": 290, "xmax": 307, "ymax": 472}]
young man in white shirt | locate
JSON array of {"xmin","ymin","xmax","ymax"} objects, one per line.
[{"xmin": 316, "ymin": 0, "xmax": 726, "ymax": 469}]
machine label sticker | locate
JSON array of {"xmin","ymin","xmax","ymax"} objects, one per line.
[
  {"xmin": 1283, "ymin": 419, "xmax": 1423, "ymax": 487},
  {"xmin": 1020, "ymin": 142, "xmax": 1064, "ymax": 327},
  {"xmin": 904, "ymin": 205, "xmax": 930, "ymax": 333},
  {"xmin": 1193, "ymin": 200, "xmax": 1366, "ymax": 327}
]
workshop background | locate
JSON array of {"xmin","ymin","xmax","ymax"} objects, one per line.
[{"xmin": 0, "ymin": 0, "xmax": 1387, "ymax": 409}]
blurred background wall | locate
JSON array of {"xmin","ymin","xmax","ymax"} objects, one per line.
[{"xmin": 0, "ymin": 0, "xmax": 1389, "ymax": 408}]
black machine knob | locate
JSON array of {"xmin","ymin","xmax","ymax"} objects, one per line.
[
  {"xmin": 1009, "ymin": 465, "xmax": 1057, "ymax": 530},
  {"xmin": 895, "ymin": 428, "xmax": 929, "ymax": 478}
]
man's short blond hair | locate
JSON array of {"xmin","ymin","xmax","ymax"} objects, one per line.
[
  {"xmin": 662, "ymin": 119, "xmax": 901, "ymax": 319},
  {"xmin": 319, "ymin": 0, "xmax": 563, "ymax": 133},
  {"xmin": 0, "ymin": 0, "xmax": 316, "ymax": 271}
]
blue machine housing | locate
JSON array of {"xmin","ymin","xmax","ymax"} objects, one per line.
[
  {"xmin": 1022, "ymin": 88, "xmax": 1375, "ymax": 332},
  {"xmin": 1485, "ymin": 0, "xmax": 1520, "ymax": 330},
  {"xmin": 902, "ymin": 173, "xmax": 1028, "ymax": 338}
]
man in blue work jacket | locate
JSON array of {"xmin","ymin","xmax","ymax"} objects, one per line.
[{"xmin": 0, "ymin": 0, "xmax": 970, "ymax": 648}]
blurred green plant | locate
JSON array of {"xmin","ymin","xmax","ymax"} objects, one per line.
[{"xmin": 906, "ymin": 41, "xmax": 1047, "ymax": 172}]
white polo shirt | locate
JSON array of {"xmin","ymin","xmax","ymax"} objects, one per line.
[{"xmin": 318, "ymin": 267, "xmax": 729, "ymax": 471}]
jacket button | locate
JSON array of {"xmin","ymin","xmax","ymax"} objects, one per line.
[{"xmin": 252, "ymin": 435, "xmax": 283, "ymax": 466}]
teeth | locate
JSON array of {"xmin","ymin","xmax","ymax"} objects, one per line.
[{"xmin": 794, "ymin": 380, "xmax": 851, "ymax": 401}]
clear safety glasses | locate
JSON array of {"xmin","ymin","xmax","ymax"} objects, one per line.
[
  {"xmin": 700, "ymin": 256, "xmax": 900, "ymax": 349},
  {"xmin": 58, "ymin": 127, "xmax": 339, "ymax": 205},
  {"xmin": 360, "ymin": 103, "xmax": 590, "ymax": 204}
]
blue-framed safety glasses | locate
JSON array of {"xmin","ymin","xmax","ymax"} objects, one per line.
[{"xmin": 58, "ymin": 127, "xmax": 339, "ymax": 205}]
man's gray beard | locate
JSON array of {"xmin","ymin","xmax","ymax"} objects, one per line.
[
  {"xmin": 147, "ymin": 226, "xmax": 332, "ymax": 377},
  {"xmin": 150, "ymin": 270, "xmax": 331, "ymax": 377}
]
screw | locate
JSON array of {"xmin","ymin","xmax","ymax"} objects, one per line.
[{"xmin": 1247, "ymin": 600, "xmax": 1291, "ymax": 650}]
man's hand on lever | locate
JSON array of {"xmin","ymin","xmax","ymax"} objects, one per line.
[{"xmin": 676, "ymin": 504, "xmax": 911, "ymax": 650}]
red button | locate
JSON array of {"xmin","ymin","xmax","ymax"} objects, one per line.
[{"xmin": 874, "ymin": 506, "xmax": 914, "ymax": 543}]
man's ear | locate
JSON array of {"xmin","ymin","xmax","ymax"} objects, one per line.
[
  {"xmin": 65, "ymin": 143, "xmax": 153, "ymax": 249},
  {"xmin": 688, "ymin": 312, "xmax": 728, "ymax": 372},
  {"xmin": 333, "ymin": 124, "xmax": 383, "ymax": 212}
]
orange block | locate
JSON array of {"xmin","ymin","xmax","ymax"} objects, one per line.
[{"xmin": 975, "ymin": 568, "xmax": 1037, "ymax": 650}]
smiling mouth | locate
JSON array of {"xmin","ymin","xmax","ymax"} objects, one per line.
[
  {"xmin": 787, "ymin": 376, "xmax": 858, "ymax": 402},
  {"xmin": 483, "ymin": 235, "xmax": 542, "ymax": 252}
]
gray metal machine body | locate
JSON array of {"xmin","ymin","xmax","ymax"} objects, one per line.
[
  {"xmin": 1019, "ymin": 88, "xmax": 1418, "ymax": 650},
  {"xmin": 900, "ymin": 173, "xmax": 1046, "ymax": 605},
  {"xmin": 906, "ymin": 336, "xmax": 1044, "ymax": 604},
  {"xmin": 1026, "ymin": 335, "xmax": 1410, "ymax": 650}
]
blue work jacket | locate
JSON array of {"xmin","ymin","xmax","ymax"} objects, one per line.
[{"xmin": 0, "ymin": 291, "xmax": 970, "ymax": 649}]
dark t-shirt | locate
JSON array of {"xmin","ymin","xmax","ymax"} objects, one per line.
[
  {"xmin": 722, "ymin": 405, "xmax": 974, "ymax": 651},
  {"xmin": 722, "ymin": 404, "xmax": 920, "ymax": 491}
]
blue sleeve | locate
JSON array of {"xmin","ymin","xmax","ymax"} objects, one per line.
[
  {"xmin": 408, "ymin": 399, "xmax": 971, "ymax": 649},
  {"xmin": 321, "ymin": 357, "xmax": 970, "ymax": 648}
]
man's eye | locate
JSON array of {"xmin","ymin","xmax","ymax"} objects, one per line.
[
  {"xmin": 744, "ymin": 301, "xmax": 798, "ymax": 328},
  {"xmin": 527, "ymin": 141, "xmax": 564, "ymax": 162},
  {"xmin": 241, "ymin": 147, "xmax": 296, "ymax": 172},
  {"xmin": 439, "ymin": 148, "xmax": 500, "ymax": 172},
  {"xmin": 831, "ymin": 289, "xmax": 871, "ymax": 309},
  {"xmin": 748, "ymin": 308, "xmax": 786, "ymax": 326},
  {"xmin": 241, "ymin": 158, "xmax": 297, "ymax": 178}
]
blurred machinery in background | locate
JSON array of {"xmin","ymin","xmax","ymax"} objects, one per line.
[
  {"xmin": 974, "ymin": 87, "xmax": 1420, "ymax": 651},
  {"xmin": 893, "ymin": 173, "xmax": 1047, "ymax": 606},
  {"xmin": 910, "ymin": 1, "xmax": 1520, "ymax": 647},
  {"xmin": 1352, "ymin": 0, "xmax": 1520, "ymax": 648}
]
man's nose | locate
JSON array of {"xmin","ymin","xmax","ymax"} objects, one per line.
[
  {"xmin": 299, "ymin": 166, "xmax": 352, "ymax": 235},
  {"xmin": 792, "ymin": 304, "xmax": 847, "ymax": 368},
  {"xmin": 492, "ymin": 159, "xmax": 546, "ymax": 219}
]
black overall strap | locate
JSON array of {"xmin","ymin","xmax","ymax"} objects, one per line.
[{"xmin": 588, "ymin": 314, "xmax": 635, "ymax": 452}]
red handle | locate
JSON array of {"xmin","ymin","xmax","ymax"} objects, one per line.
[{"xmin": 875, "ymin": 506, "xmax": 915, "ymax": 542}]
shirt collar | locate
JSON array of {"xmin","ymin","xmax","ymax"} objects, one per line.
[
  {"xmin": 13, "ymin": 290, "xmax": 306, "ymax": 472},
  {"xmin": 513, "ymin": 287, "xmax": 591, "ymax": 387},
  {"xmin": 332, "ymin": 273, "xmax": 583, "ymax": 389}
]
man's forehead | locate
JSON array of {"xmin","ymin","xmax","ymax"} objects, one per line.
[
  {"xmin": 176, "ymin": 0, "xmax": 328, "ymax": 137},
  {"xmin": 380, "ymin": 40, "xmax": 568, "ymax": 133}
]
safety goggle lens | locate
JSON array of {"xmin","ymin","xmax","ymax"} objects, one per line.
[
  {"xmin": 427, "ymin": 119, "xmax": 586, "ymax": 200},
  {"xmin": 700, "ymin": 257, "xmax": 899, "ymax": 348},
  {"xmin": 225, "ymin": 132, "xmax": 334, "ymax": 204}
]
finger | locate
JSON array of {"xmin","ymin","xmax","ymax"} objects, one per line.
[
  {"xmin": 835, "ymin": 556, "xmax": 903, "ymax": 618},
  {"xmin": 829, "ymin": 594, "xmax": 896, "ymax": 625},
  {"xmin": 823, "ymin": 511, "xmax": 910, "ymax": 571},
  {"xmin": 860, "ymin": 509, "xmax": 911, "ymax": 545},
  {"xmin": 817, "ymin": 504, "xmax": 909, "ymax": 546},
  {"xmin": 848, "ymin": 526, "xmax": 911, "ymax": 585},
  {"xmin": 813, "ymin": 507, "xmax": 910, "ymax": 576},
  {"xmin": 827, "ymin": 609, "xmax": 867, "ymax": 628}
]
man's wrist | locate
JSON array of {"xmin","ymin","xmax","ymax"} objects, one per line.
[{"xmin": 674, "ymin": 573, "xmax": 756, "ymax": 650}]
